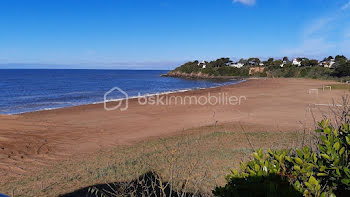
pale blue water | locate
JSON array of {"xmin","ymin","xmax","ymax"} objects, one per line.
[{"xmin": 0, "ymin": 69, "xmax": 242, "ymax": 114}]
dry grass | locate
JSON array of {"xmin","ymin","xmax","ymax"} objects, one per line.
[
  {"xmin": 324, "ymin": 84, "xmax": 350, "ymax": 91},
  {"xmin": 1, "ymin": 124, "xmax": 300, "ymax": 197}
]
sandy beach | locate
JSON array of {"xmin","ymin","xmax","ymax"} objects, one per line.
[{"xmin": 0, "ymin": 78, "xmax": 348, "ymax": 180}]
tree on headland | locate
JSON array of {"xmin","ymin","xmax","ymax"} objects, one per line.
[
  {"xmin": 333, "ymin": 61, "xmax": 350, "ymax": 77},
  {"xmin": 300, "ymin": 58, "xmax": 310, "ymax": 67},
  {"xmin": 323, "ymin": 56, "xmax": 334, "ymax": 61},
  {"xmin": 263, "ymin": 58, "xmax": 274, "ymax": 67},
  {"xmin": 332, "ymin": 55, "xmax": 348, "ymax": 69},
  {"xmin": 309, "ymin": 59, "xmax": 319, "ymax": 67},
  {"xmin": 267, "ymin": 59, "xmax": 283, "ymax": 70},
  {"xmin": 238, "ymin": 58, "xmax": 248, "ymax": 65},
  {"xmin": 247, "ymin": 58, "xmax": 261, "ymax": 66},
  {"xmin": 335, "ymin": 55, "xmax": 347, "ymax": 62},
  {"xmin": 208, "ymin": 58, "xmax": 232, "ymax": 68}
]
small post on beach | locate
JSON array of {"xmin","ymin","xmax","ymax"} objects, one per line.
[{"xmin": 322, "ymin": 85, "xmax": 332, "ymax": 91}]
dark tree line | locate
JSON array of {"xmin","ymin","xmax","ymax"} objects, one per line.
[{"xmin": 172, "ymin": 55, "xmax": 350, "ymax": 79}]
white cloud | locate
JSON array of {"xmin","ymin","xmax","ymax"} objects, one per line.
[
  {"xmin": 282, "ymin": 1, "xmax": 350, "ymax": 58},
  {"xmin": 342, "ymin": 1, "xmax": 350, "ymax": 10},
  {"xmin": 283, "ymin": 38, "xmax": 336, "ymax": 58},
  {"xmin": 303, "ymin": 17, "xmax": 333, "ymax": 37},
  {"xmin": 233, "ymin": 0, "xmax": 256, "ymax": 6}
]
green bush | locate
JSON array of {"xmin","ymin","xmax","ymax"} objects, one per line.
[
  {"xmin": 202, "ymin": 66, "xmax": 220, "ymax": 76},
  {"xmin": 217, "ymin": 66, "xmax": 241, "ymax": 76},
  {"xmin": 174, "ymin": 61, "xmax": 201, "ymax": 74},
  {"xmin": 267, "ymin": 66, "xmax": 332, "ymax": 79},
  {"xmin": 333, "ymin": 62, "xmax": 350, "ymax": 77},
  {"xmin": 283, "ymin": 66, "xmax": 299, "ymax": 78},
  {"xmin": 214, "ymin": 120, "xmax": 350, "ymax": 197}
]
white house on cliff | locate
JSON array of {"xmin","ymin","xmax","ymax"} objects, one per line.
[
  {"xmin": 229, "ymin": 62, "xmax": 244, "ymax": 68},
  {"xmin": 198, "ymin": 61, "xmax": 207, "ymax": 69},
  {"xmin": 292, "ymin": 59, "xmax": 302, "ymax": 66}
]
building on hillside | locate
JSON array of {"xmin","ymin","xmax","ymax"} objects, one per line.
[
  {"xmin": 319, "ymin": 59, "xmax": 335, "ymax": 68},
  {"xmin": 259, "ymin": 62, "xmax": 264, "ymax": 66},
  {"xmin": 328, "ymin": 59, "xmax": 335, "ymax": 68},
  {"xmin": 229, "ymin": 62, "xmax": 244, "ymax": 68},
  {"xmin": 248, "ymin": 61, "xmax": 258, "ymax": 66},
  {"xmin": 280, "ymin": 60, "xmax": 287, "ymax": 68},
  {"xmin": 198, "ymin": 61, "xmax": 207, "ymax": 69},
  {"xmin": 225, "ymin": 62, "xmax": 236, "ymax": 67},
  {"xmin": 292, "ymin": 59, "xmax": 302, "ymax": 66}
]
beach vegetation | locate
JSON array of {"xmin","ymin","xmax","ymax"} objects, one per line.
[
  {"xmin": 324, "ymin": 84, "xmax": 350, "ymax": 91},
  {"xmin": 332, "ymin": 62, "xmax": 350, "ymax": 78},
  {"xmin": 214, "ymin": 118, "xmax": 350, "ymax": 196}
]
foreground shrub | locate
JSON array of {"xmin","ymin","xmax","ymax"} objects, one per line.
[{"xmin": 214, "ymin": 120, "xmax": 350, "ymax": 197}]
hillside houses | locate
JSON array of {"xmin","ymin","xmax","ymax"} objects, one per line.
[
  {"xmin": 195, "ymin": 55, "xmax": 344, "ymax": 71},
  {"xmin": 280, "ymin": 60, "xmax": 287, "ymax": 67},
  {"xmin": 172, "ymin": 55, "xmax": 348, "ymax": 79},
  {"xmin": 228, "ymin": 62, "xmax": 244, "ymax": 68},
  {"xmin": 319, "ymin": 59, "xmax": 335, "ymax": 68},
  {"xmin": 292, "ymin": 59, "xmax": 302, "ymax": 66},
  {"xmin": 197, "ymin": 61, "xmax": 207, "ymax": 69}
]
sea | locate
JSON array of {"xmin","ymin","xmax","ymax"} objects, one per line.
[{"xmin": 0, "ymin": 69, "xmax": 242, "ymax": 115}]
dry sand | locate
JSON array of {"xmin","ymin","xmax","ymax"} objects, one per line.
[{"xmin": 0, "ymin": 78, "xmax": 348, "ymax": 180}]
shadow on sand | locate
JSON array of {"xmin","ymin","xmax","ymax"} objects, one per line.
[
  {"xmin": 213, "ymin": 174, "xmax": 303, "ymax": 197},
  {"xmin": 60, "ymin": 171, "xmax": 200, "ymax": 197}
]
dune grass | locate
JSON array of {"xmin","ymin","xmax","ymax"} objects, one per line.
[{"xmin": 324, "ymin": 84, "xmax": 350, "ymax": 91}]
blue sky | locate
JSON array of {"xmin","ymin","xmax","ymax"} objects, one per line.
[{"xmin": 0, "ymin": 0, "xmax": 350, "ymax": 69}]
